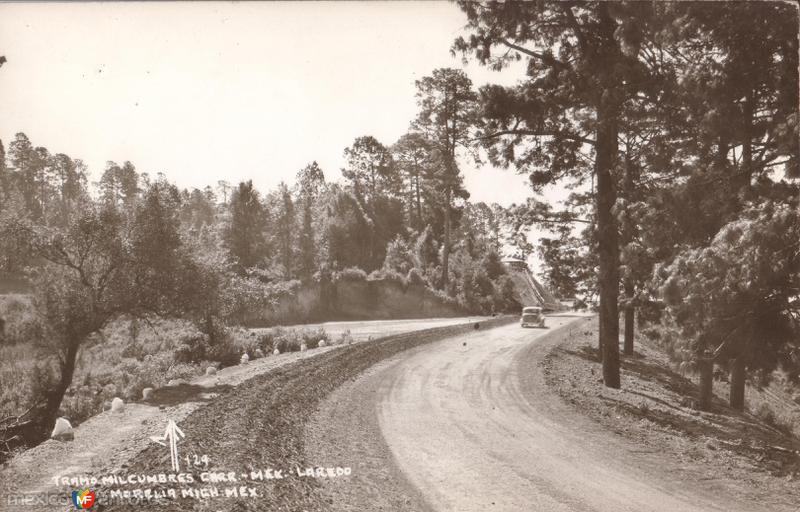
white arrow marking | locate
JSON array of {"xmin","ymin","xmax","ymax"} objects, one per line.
[{"xmin": 150, "ymin": 419, "xmax": 186, "ymax": 471}]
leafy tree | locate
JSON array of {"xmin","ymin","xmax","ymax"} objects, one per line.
[
  {"xmin": 413, "ymin": 68, "xmax": 476, "ymax": 288},
  {"xmin": 383, "ymin": 236, "xmax": 415, "ymax": 275},
  {"xmin": 507, "ymin": 230, "xmax": 535, "ymax": 263},
  {"xmin": 223, "ymin": 180, "xmax": 269, "ymax": 274},
  {"xmin": 129, "ymin": 179, "xmax": 187, "ymax": 310},
  {"xmin": 8, "ymin": 133, "xmax": 40, "ymax": 218},
  {"xmin": 333, "ymin": 139, "xmax": 406, "ymax": 271},
  {"xmin": 673, "ymin": 2, "xmax": 799, "ymax": 189},
  {"xmin": 50, "ymin": 153, "xmax": 88, "ymax": 223},
  {"xmin": 538, "ymin": 226, "xmax": 585, "ymax": 299},
  {"xmin": 412, "ymin": 225, "xmax": 439, "ymax": 275},
  {"xmin": 459, "ymin": 202, "xmax": 503, "ymax": 255},
  {"xmin": 217, "ymin": 180, "xmax": 232, "ymax": 205},
  {"xmin": 296, "ymin": 201, "xmax": 315, "ymax": 281},
  {"xmin": 1, "ymin": 187, "xmax": 192, "ymax": 432},
  {"xmin": 482, "ymin": 249, "xmax": 505, "ymax": 281},
  {"xmin": 180, "ymin": 187, "xmax": 216, "ymax": 231},
  {"xmin": 324, "ymin": 186, "xmax": 369, "ymax": 270},
  {"xmin": 274, "ymin": 182, "xmax": 296, "ymax": 279},
  {"xmin": 453, "ymin": 2, "xmax": 672, "ymax": 387},
  {"xmin": 342, "ymin": 136, "xmax": 398, "ymax": 201},
  {"xmin": 98, "ymin": 161, "xmax": 140, "ymax": 207},
  {"xmin": 323, "ymin": 185, "xmax": 404, "ymax": 272},
  {"xmin": 179, "ymin": 237, "xmax": 291, "ymax": 344},
  {"xmin": 31, "ymin": 146, "xmax": 53, "ymax": 218},
  {"xmin": 660, "ymin": 201, "xmax": 800, "ymax": 410},
  {"xmin": 295, "ymin": 161, "xmax": 326, "ymax": 199},
  {"xmin": 295, "ymin": 162, "xmax": 326, "ymax": 280},
  {"xmin": 628, "ymin": 2, "xmax": 799, "ymax": 360},
  {"xmin": 392, "ymin": 132, "xmax": 433, "ymax": 230},
  {"xmin": 0, "ymin": 139, "xmax": 8, "ymax": 206}
]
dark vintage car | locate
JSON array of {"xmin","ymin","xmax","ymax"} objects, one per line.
[{"xmin": 520, "ymin": 306, "xmax": 545, "ymax": 328}]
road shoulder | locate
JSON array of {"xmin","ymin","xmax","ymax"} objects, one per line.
[{"xmin": 538, "ymin": 318, "xmax": 800, "ymax": 511}]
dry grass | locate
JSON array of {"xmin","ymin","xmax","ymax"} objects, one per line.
[{"xmin": 543, "ymin": 319, "xmax": 800, "ymax": 507}]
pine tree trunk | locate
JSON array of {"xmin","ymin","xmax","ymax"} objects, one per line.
[
  {"xmin": 740, "ymin": 89, "xmax": 754, "ymax": 193},
  {"xmin": 621, "ymin": 147, "xmax": 638, "ymax": 357},
  {"xmin": 596, "ymin": 107, "xmax": 621, "ymax": 387},
  {"xmin": 623, "ymin": 273, "xmax": 635, "ymax": 356},
  {"xmin": 442, "ymin": 188, "xmax": 452, "ymax": 287},
  {"xmin": 415, "ymin": 171, "xmax": 422, "ymax": 229},
  {"xmin": 623, "ymin": 300, "xmax": 635, "ymax": 356},
  {"xmin": 592, "ymin": 2, "xmax": 622, "ymax": 388},
  {"xmin": 597, "ymin": 138, "xmax": 620, "ymax": 387},
  {"xmin": 729, "ymin": 356, "xmax": 746, "ymax": 410},
  {"xmin": 698, "ymin": 358, "xmax": 714, "ymax": 411}
]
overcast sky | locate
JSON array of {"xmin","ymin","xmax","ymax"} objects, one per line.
[{"xmin": 0, "ymin": 1, "xmax": 538, "ymax": 207}]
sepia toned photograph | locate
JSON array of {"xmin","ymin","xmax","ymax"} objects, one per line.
[{"xmin": 0, "ymin": 1, "xmax": 798, "ymax": 511}]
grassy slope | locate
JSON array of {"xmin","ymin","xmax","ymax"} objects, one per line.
[{"xmin": 543, "ymin": 318, "xmax": 800, "ymax": 508}]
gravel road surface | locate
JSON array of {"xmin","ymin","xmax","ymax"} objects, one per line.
[{"xmin": 311, "ymin": 314, "xmax": 770, "ymax": 512}]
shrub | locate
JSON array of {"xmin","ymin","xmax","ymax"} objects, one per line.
[
  {"xmin": 230, "ymin": 328, "xmax": 260, "ymax": 358},
  {"xmin": 60, "ymin": 392, "xmax": 103, "ymax": 425},
  {"xmin": 165, "ymin": 363, "xmax": 201, "ymax": 382},
  {"xmin": 206, "ymin": 340, "xmax": 240, "ymax": 367},
  {"xmin": 255, "ymin": 326, "xmax": 330, "ymax": 353},
  {"xmin": 380, "ymin": 269, "xmax": 408, "ymax": 287},
  {"xmin": 174, "ymin": 334, "xmax": 211, "ymax": 364},
  {"xmin": 124, "ymin": 353, "xmax": 172, "ymax": 397},
  {"xmin": 174, "ymin": 328, "xmax": 241, "ymax": 368},
  {"xmin": 431, "ymin": 288, "xmax": 459, "ymax": 307},
  {"xmin": 406, "ymin": 267, "xmax": 426, "ymax": 287},
  {"xmin": 121, "ymin": 341, "xmax": 146, "ymax": 360},
  {"xmin": 336, "ymin": 329, "xmax": 354, "ymax": 345},
  {"xmin": 383, "ymin": 236, "xmax": 415, "ymax": 274},
  {"xmin": 259, "ymin": 327, "xmax": 298, "ymax": 353},
  {"xmin": 300, "ymin": 327, "xmax": 329, "ymax": 349},
  {"xmin": 336, "ymin": 267, "xmax": 368, "ymax": 282}
]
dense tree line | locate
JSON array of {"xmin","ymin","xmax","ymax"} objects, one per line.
[
  {"xmin": 0, "ymin": 66, "xmax": 521, "ymax": 433},
  {"xmin": 453, "ymin": 1, "xmax": 799, "ymax": 406}
]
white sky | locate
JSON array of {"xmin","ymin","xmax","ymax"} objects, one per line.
[{"xmin": 0, "ymin": 1, "xmax": 535, "ymax": 207}]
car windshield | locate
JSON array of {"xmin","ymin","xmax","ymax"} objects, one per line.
[{"xmin": 522, "ymin": 308, "xmax": 541, "ymax": 314}]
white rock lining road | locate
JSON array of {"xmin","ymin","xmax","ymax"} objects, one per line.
[
  {"xmin": 0, "ymin": 316, "xmax": 487, "ymax": 511},
  {"xmin": 310, "ymin": 314, "xmax": 780, "ymax": 512}
]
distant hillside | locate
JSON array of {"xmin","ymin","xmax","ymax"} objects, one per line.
[{"xmin": 501, "ymin": 258, "xmax": 563, "ymax": 311}]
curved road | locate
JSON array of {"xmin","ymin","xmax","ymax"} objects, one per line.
[{"xmin": 354, "ymin": 315, "xmax": 764, "ymax": 512}]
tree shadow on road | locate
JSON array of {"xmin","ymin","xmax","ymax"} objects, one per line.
[
  {"xmin": 560, "ymin": 344, "xmax": 800, "ymax": 476},
  {"xmin": 144, "ymin": 383, "xmax": 233, "ymax": 407}
]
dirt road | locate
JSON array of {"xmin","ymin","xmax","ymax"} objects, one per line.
[
  {"xmin": 0, "ymin": 316, "xmax": 488, "ymax": 511},
  {"xmin": 313, "ymin": 315, "xmax": 770, "ymax": 512}
]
